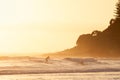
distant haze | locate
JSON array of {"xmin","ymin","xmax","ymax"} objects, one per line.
[{"xmin": 0, "ymin": 0, "xmax": 117, "ymax": 55}]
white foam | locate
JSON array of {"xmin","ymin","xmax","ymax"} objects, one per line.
[{"xmin": 0, "ymin": 58, "xmax": 120, "ymax": 74}]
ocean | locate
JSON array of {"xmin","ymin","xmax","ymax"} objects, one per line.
[
  {"xmin": 0, "ymin": 72, "xmax": 120, "ymax": 80},
  {"xmin": 0, "ymin": 57, "xmax": 120, "ymax": 80}
]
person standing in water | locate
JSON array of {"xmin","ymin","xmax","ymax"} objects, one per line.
[{"xmin": 45, "ymin": 56, "xmax": 50, "ymax": 63}]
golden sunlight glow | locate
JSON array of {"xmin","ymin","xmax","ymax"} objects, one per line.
[{"xmin": 0, "ymin": 0, "xmax": 117, "ymax": 55}]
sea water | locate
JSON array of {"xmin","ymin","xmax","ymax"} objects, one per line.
[
  {"xmin": 0, "ymin": 72, "xmax": 120, "ymax": 80},
  {"xmin": 0, "ymin": 58, "xmax": 120, "ymax": 80}
]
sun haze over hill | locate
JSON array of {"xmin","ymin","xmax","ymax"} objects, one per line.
[{"xmin": 0, "ymin": 0, "xmax": 117, "ymax": 56}]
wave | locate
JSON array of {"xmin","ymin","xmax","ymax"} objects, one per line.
[
  {"xmin": 0, "ymin": 58, "xmax": 120, "ymax": 75},
  {"xmin": 63, "ymin": 58, "xmax": 98, "ymax": 63}
]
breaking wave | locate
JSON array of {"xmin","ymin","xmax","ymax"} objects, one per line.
[{"xmin": 0, "ymin": 57, "xmax": 120, "ymax": 75}]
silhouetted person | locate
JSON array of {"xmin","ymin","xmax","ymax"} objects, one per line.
[{"xmin": 45, "ymin": 56, "xmax": 50, "ymax": 63}]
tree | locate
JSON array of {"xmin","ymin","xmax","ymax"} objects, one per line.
[{"xmin": 115, "ymin": 0, "xmax": 120, "ymax": 19}]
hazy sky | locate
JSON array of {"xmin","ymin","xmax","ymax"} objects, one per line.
[{"xmin": 0, "ymin": 0, "xmax": 117, "ymax": 55}]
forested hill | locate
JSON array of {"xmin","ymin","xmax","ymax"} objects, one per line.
[
  {"xmin": 42, "ymin": 1, "xmax": 120, "ymax": 58},
  {"xmin": 75, "ymin": 18, "xmax": 120, "ymax": 57},
  {"xmin": 42, "ymin": 18, "xmax": 120, "ymax": 58}
]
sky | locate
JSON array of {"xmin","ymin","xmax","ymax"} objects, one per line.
[{"xmin": 0, "ymin": 0, "xmax": 117, "ymax": 56}]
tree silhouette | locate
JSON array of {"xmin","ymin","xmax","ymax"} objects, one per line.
[{"xmin": 115, "ymin": 0, "xmax": 120, "ymax": 19}]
